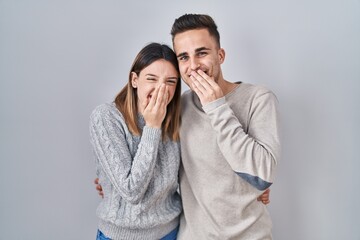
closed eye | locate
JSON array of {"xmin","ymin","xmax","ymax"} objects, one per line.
[
  {"xmin": 197, "ymin": 51, "xmax": 208, "ymax": 57},
  {"xmin": 178, "ymin": 56, "xmax": 188, "ymax": 61},
  {"xmin": 167, "ymin": 80, "xmax": 177, "ymax": 85},
  {"xmin": 177, "ymin": 53, "xmax": 189, "ymax": 61}
]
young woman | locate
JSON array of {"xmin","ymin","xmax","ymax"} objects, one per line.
[{"xmin": 90, "ymin": 43, "xmax": 182, "ymax": 240}]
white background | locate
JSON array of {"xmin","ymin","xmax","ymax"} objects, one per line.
[{"xmin": 0, "ymin": 0, "xmax": 359, "ymax": 239}]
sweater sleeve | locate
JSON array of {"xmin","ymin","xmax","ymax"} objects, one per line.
[
  {"xmin": 89, "ymin": 104, "xmax": 161, "ymax": 204},
  {"xmin": 202, "ymin": 90, "xmax": 281, "ymax": 191}
]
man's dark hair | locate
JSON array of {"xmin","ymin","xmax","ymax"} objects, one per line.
[{"xmin": 171, "ymin": 14, "xmax": 221, "ymax": 47}]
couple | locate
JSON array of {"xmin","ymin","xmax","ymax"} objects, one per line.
[{"xmin": 90, "ymin": 14, "xmax": 281, "ymax": 240}]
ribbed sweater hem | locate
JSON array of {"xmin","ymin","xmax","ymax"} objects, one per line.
[{"xmin": 98, "ymin": 218, "xmax": 179, "ymax": 240}]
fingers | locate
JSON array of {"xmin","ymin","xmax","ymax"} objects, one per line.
[
  {"xmin": 155, "ymin": 84, "xmax": 166, "ymax": 105},
  {"xmin": 145, "ymin": 84, "xmax": 168, "ymax": 111},
  {"xmin": 146, "ymin": 85, "xmax": 161, "ymax": 110},
  {"xmin": 157, "ymin": 84, "xmax": 166, "ymax": 100},
  {"xmin": 158, "ymin": 85, "xmax": 169, "ymax": 108},
  {"xmin": 99, "ymin": 192, "xmax": 104, "ymax": 198},
  {"xmin": 190, "ymin": 71, "xmax": 211, "ymax": 94},
  {"xmin": 190, "ymin": 75, "xmax": 206, "ymax": 98},
  {"xmin": 140, "ymin": 97, "xmax": 150, "ymax": 112},
  {"xmin": 152, "ymin": 84, "xmax": 168, "ymax": 111},
  {"xmin": 94, "ymin": 178, "xmax": 104, "ymax": 198},
  {"xmin": 143, "ymin": 84, "xmax": 168, "ymax": 128},
  {"xmin": 257, "ymin": 189, "xmax": 271, "ymax": 205},
  {"xmin": 260, "ymin": 191, "xmax": 269, "ymax": 200},
  {"xmin": 257, "ymin": 198, "xmax": 270, "ymax": 204},
  {"xmin": 262, "ymin": 189, "xmax": 270, "ymax": 199},
  {"xmin": 197, "ymin": 70, "xmax": 218, "ymax": 89},
  {"xmin": 190, "ymin": 70, "xmax": 223, "ymax": 105},
  {"xmin": 160, "ymin": 89, "xmax": 169, "ymax": 109},
  {"xmin": 190, "ymin": 76, "xmax": 204, "ymax": 100},
  {"xmin": 190, "ymin": 72, "xmax": 208, "ymax": 101},
  {"xmin": 260, "ymin": 194, "xmax": 270, "ymax": 204},
  {"xmin": 97, "ymin": 185, "xmax": 104, "ymax": 198}
]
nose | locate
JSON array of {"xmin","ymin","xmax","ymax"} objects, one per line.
[
  {"xmin": 189, "ymin": 57, "xmax": 200, "ymax": 72},
  {"xmin": 155, "ymin": 80, "xmax": 168, "ymax": 90},
  {"xmin": 157, "ymin": 79, "xmax": 166, "ymax": 87}
]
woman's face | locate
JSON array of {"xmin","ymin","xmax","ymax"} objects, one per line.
[{"xmin": 132, "ymin": 59, "xmax": 179, "ymax": 114}]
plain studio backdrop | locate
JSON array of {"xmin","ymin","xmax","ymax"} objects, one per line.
[{"xmin": 0, "ymin": 0, "xmax": 359, "ymax": 239}]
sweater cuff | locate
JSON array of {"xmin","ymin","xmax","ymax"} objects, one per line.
[
  {"xmin": 202, "ymin": 96, "xmax": 226, "ymax": 113},
  {"xmin": 142, "ymin": 126, "xmax": 162, "ymax": 144}
]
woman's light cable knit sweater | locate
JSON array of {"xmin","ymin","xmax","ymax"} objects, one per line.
[{"xmin": 89, "ymin": 103, "xmax": 182, "ymax": 240}]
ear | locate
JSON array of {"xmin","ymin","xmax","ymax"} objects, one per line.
[
  {"xmin": 218, "ymin": 48, "xmax": 225, "ymax": 64},
  {"xmin": 131, "ymin": 72, "xmax": 138, "ymax": 88}
]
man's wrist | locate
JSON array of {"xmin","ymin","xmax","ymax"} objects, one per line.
[{"xmin": 202, "ymin": 96, "xmax": 226, "ymax": 113}]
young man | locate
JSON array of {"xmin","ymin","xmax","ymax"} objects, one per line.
[{"xmin": 171, "ymin": 14, "xmax": 280, "ymax": 239}]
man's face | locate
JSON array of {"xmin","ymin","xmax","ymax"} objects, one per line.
[{"xmin": 173, "ymin": 28, "xmax": 225, "ymax": 89}]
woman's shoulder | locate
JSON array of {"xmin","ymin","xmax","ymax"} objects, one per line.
[{"xmin": 90, "ymin": 103, "xmax": 125, "ymax": 122}]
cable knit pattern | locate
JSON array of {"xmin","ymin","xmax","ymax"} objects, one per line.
[{"xmin": 90, "ymin": 103, "xmax": 182, "ymax": 240}]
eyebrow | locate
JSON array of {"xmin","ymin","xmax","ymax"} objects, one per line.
[
  {"xmin": 195, "ymin": 47, "xmax": 211, "ymax": 52},
  {"xmin": 176, "ymin": 47, "xmax": 211, "ymax": 58},
  {"xmin": 146, "ymin": 74, "xmax": 158, "ymax": 77},
  {"xmin": 176, "ymin": 52, "xmax": 187, "ymax": 58}
]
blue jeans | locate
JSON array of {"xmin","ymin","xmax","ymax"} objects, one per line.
[
  {"xmin": 96, "ymin": 226, "xmax": 179, "ymax": 240},
  {"xmin": 160, "ymin": 226, "xmax": 179, "ymax": 240},
  {"xmin": 96, "ymin": 230, "xmax": 111, "ymax": 240}
]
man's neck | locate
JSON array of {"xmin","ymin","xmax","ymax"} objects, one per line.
[{"xmin": 218, "ymin": 78, "xmax": 239, "ymax": 96}]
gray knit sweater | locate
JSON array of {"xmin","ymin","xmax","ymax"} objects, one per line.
[{"xmin": 89, "ymin": 103, "xmax": 182, "ymax": 240}]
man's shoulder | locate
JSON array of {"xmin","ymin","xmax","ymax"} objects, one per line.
[
  {"xmin": 239, "ymin": 82, "xmax": 273, "ymax": 95},
  {"xmin": 181, "ymin": 89, "xmax": 193, "ymax": 99},
  {"xmin": 228, "ymin": 83, "xmax": 278, "ymax": 108},
  {"xmin": 180, "ymin": 90, "xmax": 194, "ymax": 104}
]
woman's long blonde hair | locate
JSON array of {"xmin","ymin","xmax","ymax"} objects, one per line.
[{"xmin": 114, "ymin": 43, "xmax": 181, "ymax": 141}]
